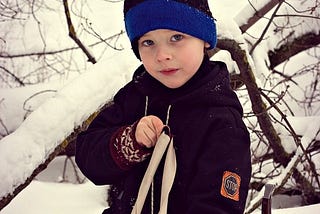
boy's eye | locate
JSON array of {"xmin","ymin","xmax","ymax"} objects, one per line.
[
  {"xmin": 171, "ymin": 34, "xmax": 184, "ymax": 42},
  {"xmin": 141, "ymin": 40, "xmax": 154, "ymax": 47}
]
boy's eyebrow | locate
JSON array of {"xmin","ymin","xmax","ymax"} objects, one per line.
[{"xmin": 138, "ymin": 36, "xmax": 149, "ymax": 42}]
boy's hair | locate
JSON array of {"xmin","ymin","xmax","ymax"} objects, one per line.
[{"xmin": 123, "ymin": 0, "xmax": 217, "ymax": 59}]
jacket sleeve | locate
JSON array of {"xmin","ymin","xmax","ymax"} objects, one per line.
[
  {"xmin": 185, "ymin": 110, "xmax": 251, "ymax": 213},
  {"xmin": 75, "ymin": 84, "xmax": 143, "ymax": 185}
]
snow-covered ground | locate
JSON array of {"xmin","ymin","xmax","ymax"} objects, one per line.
[
  {"xmin": 1, "ymin": 156, "xmax": 320, "ymax": 214},
  {"xmin": 1, "ymin": 157, "xmax": 108, "ymax": 214}
]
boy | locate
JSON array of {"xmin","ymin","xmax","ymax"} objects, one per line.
[{"xmin": 75, "ymin": 0, "xmax": 251, "ymax": 213}]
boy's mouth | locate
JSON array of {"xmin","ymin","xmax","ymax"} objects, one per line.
[{"xmin": 160, "ymin": 68, "xmax": 179, "ymax": 75}]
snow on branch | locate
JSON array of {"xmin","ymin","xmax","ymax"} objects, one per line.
[
  {"xmin": 235, "ymin": 0, "xmax": 285, "ymax": 33},
  {"xmin": 246, "ymin": 119, "xmax": 320, "ymax": 213},
  {"xmin": 246, "ymin": 148, "xmax": 302, "ymax": 213},
  {"xmin": 0, "ymin": 67, "xmax": 127, "ymax": 210},
  {"xmin": 268, "ymin": 32, "xmax": 320, "ymax": 69},
  {"xmin": 217, "ymin": 38, "xmax": 291, "ymax": 164}
]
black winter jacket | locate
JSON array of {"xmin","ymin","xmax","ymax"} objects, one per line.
[{"xmin": 76, "ymin": 57, "xmax": 251, "ymax": 214}]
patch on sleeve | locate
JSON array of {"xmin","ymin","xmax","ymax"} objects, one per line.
[{"xmin": 220, "ymin": 171, "xmax": 241, "ymax": 201}]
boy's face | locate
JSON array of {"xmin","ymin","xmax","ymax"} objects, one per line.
[{"xmin": 138, "ymin": 29, "xmax": 210, "ymax": 89}]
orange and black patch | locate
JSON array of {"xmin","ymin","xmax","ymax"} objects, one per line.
[{"xmin": 220, "ymin": 171, "xmax": 241, "ymax": 201}]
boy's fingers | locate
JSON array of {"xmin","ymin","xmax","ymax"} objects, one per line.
[
  {"xmin": 150, "ymin": 116, "xmax": 164, "ymax": 136},
  {"xmin": 135, "ymin": 115, "xmax": 164, "ymax": 148},
  {"xmin": 142, "ymin": 128, "xmax": 157, "ymax": 148},
  {"xmin": 136, "ymin": 120, "xmax": 156, "ymax": 147}
]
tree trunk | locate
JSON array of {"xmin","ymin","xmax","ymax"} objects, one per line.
[{"xmin": 217, "ymin": 38, "xmax": 291, "ymax": 166}]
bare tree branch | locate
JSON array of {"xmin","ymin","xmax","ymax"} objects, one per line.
[
  {"xmin": 260, "ymin": 89, "xmax": 320, "ymax": 190},
  {"xmin": 249, "ymin": 1, "xmax": 284, "ymax": 54},
  {"xmin": 0, "ymin": 101, "xmax": 111, "ymax": 210},
  {"xmin": 246, "ymin": 152, "xmax": 302, "ymax": 213},
  {"xmin": 0, "ymin": 65, "xmax": 25, "ymax": 86},
  {"xmin": 217, "ymin": 38, "xmax": 291, "ymax": 166},
  {"xmin": 0, "ymin": 31, "xmax": 125, "ymax": 59},
  {"xmin": 62, "ymin": 0, "xmax": 96, "ymax": 64},
  {"xmin": 268, "ymin": 32, "xmax": 320, "ymax": 69},
  {"xmin": 239, "ymin": 0, "xmax": 285, "ymax": 33}
]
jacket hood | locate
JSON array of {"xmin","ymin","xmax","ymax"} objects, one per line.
[{"xmin": 132, "ymin": 56, "xmax": 243, "ymax": 115}]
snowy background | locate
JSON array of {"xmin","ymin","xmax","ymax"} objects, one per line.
[{"xmin": 0, "ymin": 0, "xmax": 319, "ymax": 213}]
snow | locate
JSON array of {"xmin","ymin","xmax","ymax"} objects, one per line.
[
  {"xmin": 1, "ymin": 157, "xmax": 319, "ymax": 214},
  {"xmin": 0, "ymin": 51, "xmax": 134, "ymax": 198},
  {"xmin": 253, "ymin": 203, "xmax": 320, "ymax": 214},
  {"xmin": 0, "ymin": 157, "xmax": 318, "ymax": 214},
  {"xmin": 234, "ymin": 0, "xmax": 274, "ymax": 27},
  {"xmin": 0, "ymin": 0, "xmax": 319, "ymax": 213},
  {"xmin": 1, "ymin": 157, "xmax": 108, "ymax": 214},
  {"xmin": 1, "ymin": 181, "xmax": 107, "ymax": 214},
  {"xmin": 215, "ymin": 12, "xmax": 244, "ymax": 43}
]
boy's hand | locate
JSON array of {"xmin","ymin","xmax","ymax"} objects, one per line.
[{"xmin": 135, "ymin": 115, "xmax": 164, "ymax": 148}]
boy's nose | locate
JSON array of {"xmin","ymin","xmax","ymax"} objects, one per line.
[{"xmin": 156, "ymin": 45, "xmax": 172, "ymax": 62}]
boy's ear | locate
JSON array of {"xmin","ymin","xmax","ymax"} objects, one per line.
[{"xmin": 204, "ymin": 42, "xmax": 210, "ymax": 48}]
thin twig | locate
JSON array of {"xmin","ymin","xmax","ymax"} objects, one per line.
[
  {"xmin": 0, "ymin": 65, "xmax": 25, "ymax": 86},
  {"xmin": 0, "ymin": 31, "xmax": 125, "ymax": 59},
  {"xmin": 250, "ymin": 1, "xmax": 284, "ymax": 54},
  {"xmin": 62, "ymin": 0, "xmax": 96, "ymax": 64},
  {"xmin": 260, "ymin": 89, "xmax": 320, "ymax": 189}
]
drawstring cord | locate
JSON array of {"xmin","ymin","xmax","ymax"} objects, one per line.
[
  {"xmin": 165, "ymin": 105, "xmax": 171, "ymax": 126},
  {"xmin": 144, "ymin": 96, "xmax": 155, "ymax": 214},
  {"xmin": 144, "ymin": 96, "xmax": 172, "ymax": 214},
  {"xmin": 152, "ymin": 104, "xmax": 171, "ymax": 214},
  {"xmin": 144, "ymin": 95, "xmax": 172, "ymax": 126},
  {"xmin": 145, "ymin": 96, "xmax": 149, "ymax": 116},
  {"xmin": 132, "ymin": 128, "xmax": 175, "ymax": 214}
]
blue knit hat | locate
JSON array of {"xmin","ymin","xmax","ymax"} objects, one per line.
[{"xmin": 124, "ymin": 0, "xmax": 217, "ymax": 59}]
